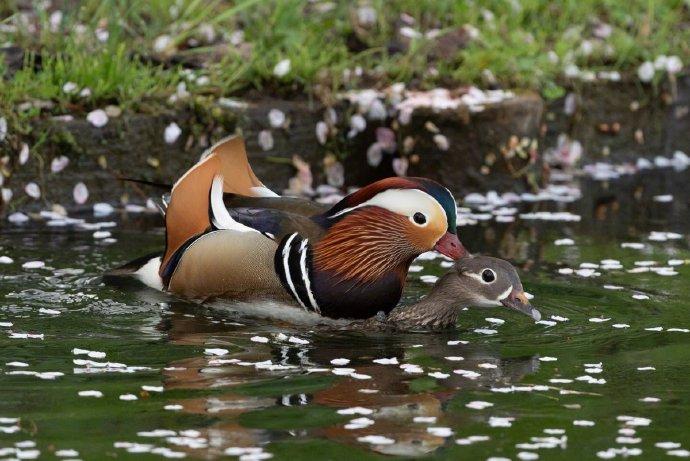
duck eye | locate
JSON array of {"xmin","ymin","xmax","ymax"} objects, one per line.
[
  {"xmin": 412, "ymin": 212, "xmax": 427, "ymax": 225},
  {"xmin": 481, "ymin": 269, "xmax": 496, "ymax": 283}
]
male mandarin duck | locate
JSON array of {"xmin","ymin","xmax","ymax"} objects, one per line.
[{"xmin": 116, "ymin": 135, "xmax": 466, "ymax": 319}]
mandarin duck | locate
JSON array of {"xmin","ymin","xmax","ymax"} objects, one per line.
[
  {"xmin": 359, "ymin": 255, "xmax": 541, "ymax": 330},
  {"xmin": 113, "ymin": 135, "xmax": 466, "ymax": 319}
]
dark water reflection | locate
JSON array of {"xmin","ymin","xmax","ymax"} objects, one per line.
[
  {"xmin": 0, "ymin": 169, "xmax": 689, "ymax": 460},
  {"xmin": 157, "ymin": 300, "xmax": 542, "ymax": 458}
]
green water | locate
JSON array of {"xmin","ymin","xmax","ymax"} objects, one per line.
[{"xmin": 1, "ymin": 171, "xmax": 689, "ymax": 460}]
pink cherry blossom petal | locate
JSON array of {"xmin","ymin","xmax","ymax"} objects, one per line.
[
  {"xmin": 86, "ymin": 109, "xmax": 109, "ymax": 128},
  {"xmin": 164, "ymin": 122, "xmax": 182, "ymax": 144},
  {"xmin": 51, "ymin": 156, "xmax": 70, "ymax": 173},
  {"xmin": 258, "ymin": 130, "xmax": 274, "ymax": 151},
  {"xmin": 73, "ymin": 182, "xmax": 89, "ymax": 204},
  {"xmin": 392, "ymin": 157, "xmax": 409, "ymax": 176},
  {"xmin": 18, "ymin": 143, "xmax": 29, "ymax": 165},
  {"xmin": 25, "ymin": 182, "xmax": 41, "ymax": 199},
  {"xmin": 316, "ymin": 121, "xmax": 328, "ymax": 145}
]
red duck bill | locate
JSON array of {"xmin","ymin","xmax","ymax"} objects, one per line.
[{"xmin": 434, "ymin": 232, "xmax": 466, "ymax": 260}]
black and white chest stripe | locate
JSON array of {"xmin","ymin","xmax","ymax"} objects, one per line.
[{"xmin": 275, "ymin": 233, "xmax": 320, "ymax": 314}]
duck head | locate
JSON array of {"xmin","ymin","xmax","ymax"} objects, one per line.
[
  {"xmin": 385, "ymin": 254, "xmax": 540, "ymax": 329},
  {"xmin": 452, "ymin": 255, "xmax": 541, "ymax": 320},
  {"xmin": 316, "ymin": 176, "xmax": 465, "ymax": 260}
]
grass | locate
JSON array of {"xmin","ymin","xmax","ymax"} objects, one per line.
[
  {"xmin": 4, "ymin": 43, "xmax": 179, "ymax": 110},
  {"xmin": 0, "ymin": 0, "xmax": 689, "ymax": 114}
]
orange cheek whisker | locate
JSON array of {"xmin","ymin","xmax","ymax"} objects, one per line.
[{"xmin": 313, "ymin": 208, "xmax": 421, "ymax": 282}]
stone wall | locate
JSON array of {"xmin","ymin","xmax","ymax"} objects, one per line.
[
  {"xmin": 6, "ymin": 92, "xmax": 545, "ymax": 210},
  {"xmin": 4, "ymin": 75, "xmax": 689, "ymax": 213},
  {"xmin": 543, "ymin": 75, "xmax": 690, "ymax": 165}
]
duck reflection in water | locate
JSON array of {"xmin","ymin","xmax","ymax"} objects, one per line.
[{"xmin": 153, "ymin": 300, "xmax": 541, "ymax": 458}]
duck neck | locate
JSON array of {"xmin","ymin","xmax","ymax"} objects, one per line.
[
  {"xmin": 387, "ymin": 273, "xmax": 465, "ymax": 329},
  {"xmin": 313, "ymin": 209, "xmax": 415, "ymax": 284}
]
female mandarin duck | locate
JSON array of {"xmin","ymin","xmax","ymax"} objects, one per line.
[
  {"xmin": 122, "ymin": 135, "xmax": 466, "ymax": 319},
  {"xmin": 375, "ymin": 255, "xmax": 541, "ymax": 330}
]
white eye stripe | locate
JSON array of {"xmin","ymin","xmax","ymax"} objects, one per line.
[
  {"xmin": 463, "ymin": 272, "xmax": 484, "ymax": 284},
  {"xmin": 464, "ymin": 269, "xmax": 497, "ymax": 285},
  {"xmin": 329, "ymin": 189, "xmax": 446, "ymax": 224}
]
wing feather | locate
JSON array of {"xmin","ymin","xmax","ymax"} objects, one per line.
[{"xmin": 160, "ymin": 135, "xmax": 275, "ymax": 274}]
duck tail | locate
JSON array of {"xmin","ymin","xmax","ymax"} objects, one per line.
[{"xmin": 103, "ymin": 252, "xmax": 164, "ymax": 290}]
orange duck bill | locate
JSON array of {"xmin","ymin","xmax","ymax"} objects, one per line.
[{"xmin": 433, "ymin": 232, "xmax": 466, "ymax": 260}]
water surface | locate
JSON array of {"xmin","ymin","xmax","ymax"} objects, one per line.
[{"xmin": 1, "ymin": 169, "xmax": 689, "ymax": 460}]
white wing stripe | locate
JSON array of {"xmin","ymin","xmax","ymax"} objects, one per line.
[
  {"xmin": 210, "ymin": 174, "xmax": 258, "ymax": 233},
  {"xmin": 282, "ymin": 233, "xmax": 308, "ymax": 310},
  {"xmin": 298, "ymin": 239, "xmax": 320, "ymax": 314},
  {"xmin": 249, "ymin": 186, "xmax": 280, "ymax": 198}
]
